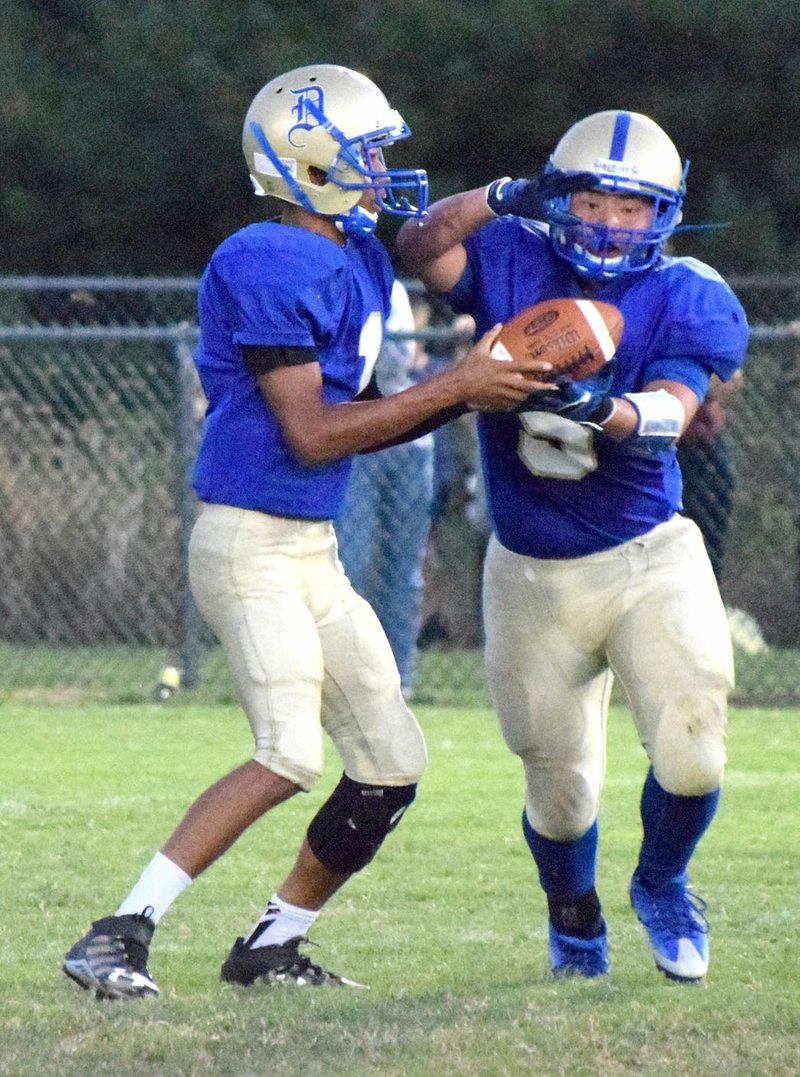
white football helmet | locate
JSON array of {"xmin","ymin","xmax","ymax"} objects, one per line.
[
  {"xmin": 242, "ymin": 64, "xmax": 428, "ymax": 236},
  {"xmin": 542, "ymin": 110, "xmax": 688, "ymax": 280}
]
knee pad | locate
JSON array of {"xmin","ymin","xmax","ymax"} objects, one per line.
[
  {"xmin": 652, "ymin": 692, "xmax": 727, "ymax": 795},
  {"xmin": 306, "ymin": 774, "xmax": 417, "ymax": 874},
  {"xmin": 520, "ymin": 752, "xmax": 599, "ymax": 842}
]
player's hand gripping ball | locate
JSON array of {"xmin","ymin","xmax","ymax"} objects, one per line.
[{"xmin": 490, "ymin": 298, "xmax": 623, "ymax": 381}]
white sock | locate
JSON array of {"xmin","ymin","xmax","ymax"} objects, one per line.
[
  {"xmin": 245, "ymin": 894, "xmax": 319, "ymax": 948},
  {"xmin": 115, "ymin": 851, "xmax": 192, "ymax": 924}
]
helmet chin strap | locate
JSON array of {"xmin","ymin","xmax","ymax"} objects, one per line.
[{"xmin": 334, "ymin": 205, "xmax": 379, "ymax": 237}]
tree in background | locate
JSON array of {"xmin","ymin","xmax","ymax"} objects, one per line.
[{"xmin": 3, "ymin": 0, "xmax": 800, "ymax": 274}]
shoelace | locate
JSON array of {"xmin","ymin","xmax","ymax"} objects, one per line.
[
  {"xmin": 107, "ymin": 909, "xmax": 155, "ymax": 973},
  {"xmin": 652, "ymin": 885, "xmax": 709, "ymax": 937},
  {"xmin": 280, "ymin": 939, "xmax": 338, "ymax": 982}
]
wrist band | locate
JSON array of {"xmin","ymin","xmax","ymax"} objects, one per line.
[
  {"xmin": 620, "ymin": 389, "xmax": 685, "ymax": 454},
  {"xmin": 623, "ymin": 389, "xmax": 685, "ymax": 438}
]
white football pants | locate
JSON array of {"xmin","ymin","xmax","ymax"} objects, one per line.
[
  {"xmin": 483, "ymin": 515, "xmax": 733, "ymax": 842},
  {"xmin": 188, "ymin": 503, "xmax": 427, "ymax": 791}
]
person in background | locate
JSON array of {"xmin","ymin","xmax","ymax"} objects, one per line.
[
  {"xmin": 336, "ymin": 280, "xmax": 435, "ymax": 699},
  {"xmin": 418, "ymin": 314, "xmax": 489, "ymax": 650},
  {"xmin": 677, "ymin": 369, "xmax": 767, "ymax": 654},
  {"xmin": 677, "ymin": 370, "xmax": 743, "ymax": 584}
]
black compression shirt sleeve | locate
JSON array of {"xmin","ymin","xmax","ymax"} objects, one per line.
[{"xmin": 242, "ymin": 344, "xmax": 319, "ymax": 376}]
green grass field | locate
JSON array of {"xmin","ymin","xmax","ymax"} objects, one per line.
[
  {"xmin": 2, "ymin": 641, "xmax": 800, "ymax": 707},
  {"xmin": 1, "ymin": 701, "xmax": 798, "ymax": 1076}
]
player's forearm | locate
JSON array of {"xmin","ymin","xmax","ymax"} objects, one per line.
[
  {"xmin": 396, "ymin": 188, "xmax": 491, "ymax": 274},
  {"xmin": 288, "ymin": 368, "xmax": 484, "ymax": 465},
  {"xmin": 269, "ymin": 328, "xmax": 552, "ymax": 466},
  {"xmin": 588, "ymin": 381, "xmax": 699, "ymax": 445}
]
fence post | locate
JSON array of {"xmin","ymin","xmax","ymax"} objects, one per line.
[{"xmin": 173, "ymin": 334, "xmax": 203, "ymax": 689}]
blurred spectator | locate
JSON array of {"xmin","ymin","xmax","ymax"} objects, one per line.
[
  {"xmin": 677, "ymin": 370, "xmax": 743, "ymax": 584},
  {"xmin": 678, "ymin": 369, "xmax": 767, "ymax": 653},
  {"xmin": 336, "ymin": 280, "xmax": 435, "ymax": 698},
  {"xmin": 419, "ymin": 314, "xmax": 489, "ymax": 649}
]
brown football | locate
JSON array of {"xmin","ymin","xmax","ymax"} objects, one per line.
[{"xmin": 490, "ymin": 298, "xmax": 624, "ymax": 381}]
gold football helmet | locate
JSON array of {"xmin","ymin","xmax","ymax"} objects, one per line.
[
  {"xmin": 543, "ymin": 110, "xmax": 688, "ymax": 279},
  {"xmin": 242, "ymin": 64, "xmax": 427, "ymax": 234}
]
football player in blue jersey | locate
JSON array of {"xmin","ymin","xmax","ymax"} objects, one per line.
[
  {"xmin": 62, "ymin": 64, "xmax": 552, "ymax": 1000},
  {"xmin": 398, "ymin": 110, "xmax": 749, "ymax": 982}
]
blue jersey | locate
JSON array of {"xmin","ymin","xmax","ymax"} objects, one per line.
[
  {"xmin": 192, "ymin": 221, "xmax": 393, "ymax": 519},
  {"xmin": 445, "ymin": 217, "xmax": 749, "ymax": 558}
]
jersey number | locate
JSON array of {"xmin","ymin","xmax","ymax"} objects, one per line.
[
  {"xmin": 357, "ymin": 311, "xmax": 384, "ymax": 392},
  {"xmin": 517, "ymin": 411, "xmax": 599, "ymax": 480}
]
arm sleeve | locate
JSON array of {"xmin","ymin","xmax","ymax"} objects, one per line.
[
  {"xmin": 647, "ymin": 263, "xmax": 749, "ymax": 389},
  {"xmin": 642, "ymin": 356, "xmax": 711, "ymax": 401},
  {"xmin": 212, "ymin": 239, "xmax": 343, "ymax": 350},
  {"xmin": 442, "ymin": 258, "xmax": 477, "ymax": 313},
  {"xmin": 241, "ymin": 344, "xmax": 319, "ymax": 376}
]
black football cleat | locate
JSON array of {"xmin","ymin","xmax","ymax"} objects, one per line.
[
  {"xmin": 63, "ymin": 910, "xmax": 159, "ymax": 1000},
  {"xmin": 221, "ymin": 935, "xmax": 367, "ymax": 988}
]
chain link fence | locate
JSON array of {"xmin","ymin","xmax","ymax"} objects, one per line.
[{"xmin": 1, "ymin": 275, "xmax": 799, "ymax": 706}]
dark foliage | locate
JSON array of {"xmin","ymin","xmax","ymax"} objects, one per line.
[{"xmin": 3, "ymin": 0, "xmax": 800, "ymax": 273}]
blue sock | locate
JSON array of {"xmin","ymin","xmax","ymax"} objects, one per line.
[
  {"xmin": 636, "ymin": 767, "xmax": 720, "ymax": 890},
  {"xmin": 521, "ymin": 811, "xmax": 598, "ymax": 899}
]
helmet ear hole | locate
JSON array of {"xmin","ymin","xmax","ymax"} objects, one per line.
[{"xmin": 308, "ymin": 166, "xmax": 328, "ymax": 187}]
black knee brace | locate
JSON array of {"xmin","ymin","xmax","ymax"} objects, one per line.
[{"xmin": 306, "ymin": 773, "xmax": 417, "ymax": 875}]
